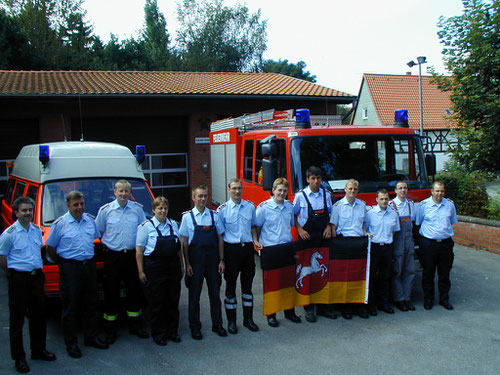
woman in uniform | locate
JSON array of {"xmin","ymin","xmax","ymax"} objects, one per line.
[{"xmin": 136, "ymin": 196, "xmax": 184, "ymax": 346}]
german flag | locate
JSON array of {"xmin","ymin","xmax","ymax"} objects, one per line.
[{"xmin": 261, "ymin": 236, "xmax": 369, "ymax": 316}]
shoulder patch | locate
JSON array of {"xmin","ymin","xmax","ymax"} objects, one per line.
[{"xmin": 133, "ymin": 201, "xmax": 143, "ymax": 208}]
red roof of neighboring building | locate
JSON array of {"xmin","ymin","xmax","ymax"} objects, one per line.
[
  {"xmin": 0, "ymin": 70, "xmax": 354, "ymax": 98},
  {"xmin": 362, "ymin": 73, "xmax": 455, "ymax": 129}
]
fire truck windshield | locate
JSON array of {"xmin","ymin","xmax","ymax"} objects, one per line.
[
  {"xmin": 291, "ymin": 135, "xmax": 428, "ymax": 194},
  {"xmin": 41, "ymin": 178, "xmax": 154, "ymax": 226}
]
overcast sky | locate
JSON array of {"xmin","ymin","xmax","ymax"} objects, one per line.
[{"xmin": 82, "ymin": 0, "xmax": 465, "ymax": 95}]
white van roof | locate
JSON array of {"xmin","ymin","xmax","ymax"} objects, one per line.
[{"xmin": 11, "ymin": 141, "xmax": 146, "ymax": 183}]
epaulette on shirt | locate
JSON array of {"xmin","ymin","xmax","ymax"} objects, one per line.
[
  {"xmin": 244, "ymin": 199, "xmax": 254, "ymax": 206},
  {"xmin": 333, "ymin": 200, "xmax": 342, "ymax": 207},
  {"xmin": 85, "ymin": 213, "xmax": 96, "ymax": 220},
  {"xmin": 216, "ymin": 203, "xmax": 226, "ymax": 212},
  {"xmin": 52, "ymin": 216, "xmax": 64, "ymax": 225},
  {"xmin": 7, "ymin": 226, "xmax": 15, "ymax": 233},
  {"xmin": 132, "ymin": 201, "xmax": 143, "ymax": 208},
  {"xmin": 139, "ymin": 220, "xmax": 149, "ymax": 227},
  {"xmin": 98, "ymin": 203, "xmax": 110, "ymax": 212},
  {"xmin": 257, "ymin": 200, "xmax": 269, "ymax": 208},
  {"xmin": 182, "ymin": 210, "xmax": 191, "ymax": 216}
]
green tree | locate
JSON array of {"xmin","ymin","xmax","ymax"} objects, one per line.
[
  {"xmin": 57, "ymin": 10, "xmax": 95, "ymax": 68},
  {"xmin": 176, "ymin": 0, "xmax": 267, "ymax": 72},
  {"xmin": 261, "ymin": 59, "xmax": 316, "ymax": 82},
  {"xmin": 0, "ymin": 9, "xmax": 33, "ymax": 68},
  {"xmin": 436, "ymin": 0, "xmax": 500, "ymax": 174},
  {"xmin": 142, "ymin": 0, "xmax": 177, "ymax": 69}
]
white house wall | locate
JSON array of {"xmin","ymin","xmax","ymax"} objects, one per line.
[{"xmin": 352, "ymin": 80, "xmax": 381, "ymax": 125}]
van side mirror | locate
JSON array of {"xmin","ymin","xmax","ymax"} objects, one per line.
[{"xmin": 425, "ymin": 153, "xmax": 436, "ymax": 176}]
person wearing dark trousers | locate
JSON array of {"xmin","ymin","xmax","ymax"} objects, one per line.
[
  {"xmin": 217, "ymin": 178, "xmax": 259, "ymax": 334},
  {"xmin": 389, "ymin": 181, "xmax": 416, "ymax": 311},
  {"xmin": 330, "ymin": 179, "xmax": 369, "ymax": 319},
  {"xmin": 364, "ymin": 189, "xmax": 400, "ymax": 315},
  {"xmin": 415, "ymin": 181, "xmax": 458, "ymax": 310},
  {"xmin": 95, "ymin": 179, "xmax": 148, "ymax": 344},
  {"xmin": 293, "ymin": 166, "xmax": 335, "ymax": 322},
  {"xmin": 255, "ymin": 177, "xmax": 301, "ymax": 328},
  {"xmin": 46, "ymin": 190, "xmax": 109, "ymax": 359},
  {"xmin": 136, "ymin": 196, "xmax": 184, "ymax": 346},
  {"xmin": 0, "ymin": 197, "xmax": 56, "ymax": 373},
  {"xmin": 180, "ymin": 185, "xmax": 227, "ymax": 340}
]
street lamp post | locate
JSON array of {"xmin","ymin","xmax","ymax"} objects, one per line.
[{"xmin": 407, "ymin": 56, "xmax": 427, "ymax": 136}]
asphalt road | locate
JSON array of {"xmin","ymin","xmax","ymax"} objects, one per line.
[{"xmin": 1, "ymin": 244, "xmax": 499, "ymax": 375}]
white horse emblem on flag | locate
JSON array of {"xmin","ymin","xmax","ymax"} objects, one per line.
[{"xmin": 295, "ymin": 251, "xmax": 328, "ymax": 288}]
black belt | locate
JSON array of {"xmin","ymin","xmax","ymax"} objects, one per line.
[
  {"xmin": 225, "ymin": 242, "xmax": 253, "ymax": 248},
  {"xmin": 424, "ymin": 237, "xmax": 452, "ymax": 243},
  {"xmin": 59, "ymin": 257, "xmax": 94, "ymax": 265},
  {"xmin": 10, "ymin": 268, "xmax": 42, "ymax": 276}
]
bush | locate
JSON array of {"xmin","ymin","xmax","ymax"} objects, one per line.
[
  {"xmin": 484, "ymin": 197, "xmax": 500, "ymax": 221},
  {"xmin": 436, "ymin": 162, "xmax": 489, "ymax": 218}
]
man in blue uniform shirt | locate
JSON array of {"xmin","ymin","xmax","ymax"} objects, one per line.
[
  {"xmin": 329, "ymin": 179, "xmax": 368, "ymax": 319},
  {"xmin": 180, "ymin": 185, "xmax": 227, "ymax": 340},
  {"xmin": 46, "ymin": 191, "xmax": 108, "ymax": 358},
  {"xmin": 389, "ymin": 181, "xmax": 416, "ymax": 311},
  {"xmin": 255, "ymin": 177, "xmax": 301, "ymax": 327},
  {"xmin": 217, "ymin": 178, "xmax": 259, "ymax": 334},
  {"xmin": 365, "ymin": 189, "xmax": 400, "ymax": 315},
  {"xmin": 293, "ymin": 166, "xmax": 335, "ymax": 322},
  {"xmin": 95, "ymin": 180, "xmax": 148, "ymax": 344},
  {"xmin": 0, "ymin": 197, "xmax": 56, "ymax": 373},
  {"xmin": 415, "ymin": 181, "xmax": 458, "ymax": 310}
]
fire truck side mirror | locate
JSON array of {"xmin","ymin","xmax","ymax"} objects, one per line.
[
  {"xmin": 262, "ymin": 158, "xmax": 277, "ymax": 191},
  {"xmin": 261, "ymin": 143, "xmax": 277, "ymax": 158},
  {"xmin": 425, "ymin": 153, "xmax": 436, "ymax": 176}
]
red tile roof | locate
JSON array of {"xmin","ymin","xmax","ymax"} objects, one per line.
[
  {"xmin": 362, "ymin": 73, "xmax": 455, "ymax": 129},
  {"xmin": 0, "ymin": 70, "xmax": 354, "ymax": 98}
]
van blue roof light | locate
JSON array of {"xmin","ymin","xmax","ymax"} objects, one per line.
[
  {"xmin": 295, "ymin": 109, "xmax": 311, "ymax": 129},
  {"xmin": 39, "ymin": 145, "xmax": 50, "ymax": 166},
  {"xmin": 135, "ymin": 145, "xmax": 146, "ymax": 164},
  {"xmin": 394, "ymin": 109, "xmax": 409, "ymax": 128}
]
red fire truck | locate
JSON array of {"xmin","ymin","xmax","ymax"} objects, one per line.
[{"xmin": 209, "ymin": 108, "xmax": 435, "ymax": 209}]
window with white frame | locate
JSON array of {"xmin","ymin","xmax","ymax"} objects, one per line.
[
  {"xmin": 142, "ymin": 153, "xmax": 189, "ymax": 189},
  {"xmin": 362, "ymin": 108, "xmax": 368, "ymax": 120}
]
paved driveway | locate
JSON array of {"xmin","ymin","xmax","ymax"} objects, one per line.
[{"xmin": 1, "ymin": 244, "xmax": 499, "ymax": 375}]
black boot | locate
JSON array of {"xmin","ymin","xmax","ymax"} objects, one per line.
[
  {"xmin": 104, "ymin": 318, "xmax": 118, "ymax": 345},
  {"xmin": 226, "ymin": 308, "xmax": 238, "ymax": 334},
  {"xmin": 243, "ymin": 307, "xmax": 259, "ymax": 332},
  {"xmin": 128, "ymin": 316, "xmax": 149, "ymax": 339}
]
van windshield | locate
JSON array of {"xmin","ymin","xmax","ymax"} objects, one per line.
[
  {"xmin": 42, "ymin": 178, "xmax": 153, "ymax": 226},
  {"xmin": 291, "ymin": 135, "xmax": 428, "ymax": 193}
]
